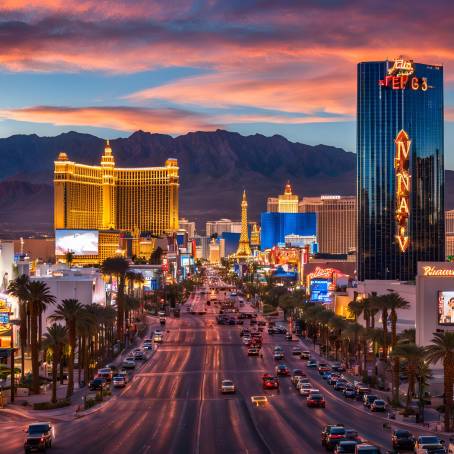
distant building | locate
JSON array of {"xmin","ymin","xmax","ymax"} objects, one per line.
[
  {"xmin": 260, "ymin": 212, "xmax": 316, "ymax": 250},
  {"xmin": 208, "ymin": 238, "xmax": 225, "ymax": 263},
  {"xmin": 300, "ymin": 195, "xmax": 356, "ymax": 255},
  {"xmin": 206, "ymin": 219, "xmax": 240, "ymax": 237},
  {"xmin": 446, "ymin": 210, "xmax": 454, "ymax": 259},
  {"xmin": 179, "ymin": 218, "xmax": 196, "ymax": 238},
  {"xmin": 267, "ymin": 181, "xmax": 299, "ymax": 213}
]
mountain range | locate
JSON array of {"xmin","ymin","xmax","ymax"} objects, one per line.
[{"xmin": 0, "ymin": 129, "xmax": 452, "ymax": 238}]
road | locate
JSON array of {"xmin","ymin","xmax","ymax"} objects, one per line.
[{"xmin": 0, "ymin": 290, "xmax": 444, "ymax": 453}]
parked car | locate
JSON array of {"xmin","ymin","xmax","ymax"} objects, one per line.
[
  {"xmin": 143, "ymin": 339, "xmax": 153, "ymax": 350},
  {"xmin": 133, "ymin": 350, "xmax": 145, "ymax": 361},
  {"xmin": 24, "ymin": 422, "xmax": 54, "ymax": 453}
]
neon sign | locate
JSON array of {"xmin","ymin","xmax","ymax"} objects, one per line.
[
  {"xmin": 388, "ymin": 58, "xmax": 414, "ymax": 76},
  {"xmin": 394, "ymin": 130, "xmax": 411, "ymax": 252},
  {"xmin": 380, "ymin": 57, "xmax": 428, "ymax": 91},
  {"xmin": 423, "ymin": 266, "xmax": 454, "ymax": 277}
]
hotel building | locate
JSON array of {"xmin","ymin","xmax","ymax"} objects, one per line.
[
  {"xmin": 54, "ymin": 141, "xmax": 179, "ymax": 262},
  {"xmin": 446, "ymin": 210, "xmax": 454, "ymax": 259},
  {"xmin": 357, "ymin": 58, "xmax": 444, "ymax": 280},
  {"xmin": 267, "ymin": 182, "xmax": 299, "ymax": 213},
  {"xmin": 300, "ymin": 195, "xmax": 356, "ymax": 255}
]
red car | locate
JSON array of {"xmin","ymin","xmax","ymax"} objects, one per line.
[
  {"xmin": 262, "ymin": 374, "xmax": 279, "ymax": 390},
  {"xmin": 307, "ymin": 393, "xmax": 325, "ymax": 408},
  {"xmin": 275, "ymin": 364, "xmax": 290, "ymax": 376}
]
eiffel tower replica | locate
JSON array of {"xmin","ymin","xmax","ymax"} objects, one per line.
[{"xmin": 236, "ymin": 190, "xmax": 252, "ymax": 258}]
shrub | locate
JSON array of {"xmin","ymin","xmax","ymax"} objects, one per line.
[
  {"xmin": 33, "ymin": 399, "xmax": 71, "ymax": 410},
  {"xmin": 84, "ymin": 398, "xmax": 97, "ymax": 410}
]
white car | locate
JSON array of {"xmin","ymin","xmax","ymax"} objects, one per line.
[
  {"xmin": 220, "ymin": 379, "xmax": 236, "ymax": 394},
  {"xmin": 296, "ymin": 378, "xmax": 310, "ymax": 390},
  {"xmin": 122, "ymin": 358, "xmax": 136, "ymax": 369},
  {"xmin": 112, "ymin": 375, "xmax": 126, "ymax": 388},
  {"xmin": 153, "ymin": 334, "xmax": 163, "ymax": 343},
  {"xmin": 299, "ymin": 383, "xmax": 312, "ymax": 397}
]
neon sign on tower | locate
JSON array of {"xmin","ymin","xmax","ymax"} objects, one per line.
[{"xmin": 394, "ymin": 130, "xmax": 411, "ymax": 252}]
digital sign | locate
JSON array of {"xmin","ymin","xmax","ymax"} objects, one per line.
[
  {"xmin": 438, "ymin": 291, "xmax": 454, "ymax": 325},
  {"xmin": 310, "ymin": 278, "xmax": 331, "ymax": 303},
  {"xmin": 0, "ymin": 311, "xmax": 10, "ymax": 325},
  {"xmin": 394, "ymin": 130, "xmax": 411, "ymax": 252},
  {"xmin": 55, "ymin": 230, "xmax": 99, "ymax": 256}
]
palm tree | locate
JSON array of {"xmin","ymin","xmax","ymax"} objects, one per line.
[
  {"xmin": 49, "ymin": 299, "xmax": 83, "ymax": 398},
  {"xmin": 391, "ymin": 342, "xmax": 425, "ymax": 407},
  {"xmin": 372, "ymin": 294, "xmax": 391, "ymax": 359},
  {"xmin": 348, "ymin": 300, "xmax": 364, "ymax": 322},
  {"xmin": 101, "ymin": 257, "xmax": 129, "ymax": 343},
  {"xmin": 381, "ymin": 291, "xmax": 411, "ymax": 403},
  {"xmin": 7, "ymin": 274, "xmax": 30, "ymax": 381},
  {"xmin": 425, "ymin": 332, "xmax": 454, "ymax": 431},
  {"xmin": 25, "ymin": 281, "xmax": 56, "ymax": 394},
  {"xmin": 65, "ymin": 251, "xmax": 74, "ymax": 268},
  {"xmin": 42, "ymin": 323, "xmax": 68, "ymax": 403}
]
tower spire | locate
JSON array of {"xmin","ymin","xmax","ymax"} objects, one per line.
[{"xmin": 236, "ymin": 190, "xmax": 251, "ymax": 257}]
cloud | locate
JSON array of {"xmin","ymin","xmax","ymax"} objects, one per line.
[{"xmin": 0, "ymin": 105, "xmax": 221, "ymax": 134}]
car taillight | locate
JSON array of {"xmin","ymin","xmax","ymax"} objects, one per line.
[
  {"xmin": 330, "ymin": 435, "xmax": 343, "ymax": 439},
  {"xmin": 40, "ymin": 437, "xmax": 45, "ymax": 442}
]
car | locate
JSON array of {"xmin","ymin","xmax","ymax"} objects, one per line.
[
  {"xmin": 321, "ymin": 425, "xmax": 345, "ymax": 448},
  {"xmin": 250, "ymin": 319, "xmax": 257, "ymax": 325},
  {"xmin": 89, "ymin": 377, "xmax": 107, "ymax": 391},
  {"xmin": 112, "ymin": 375, "xmax": 126, "ymax": 388},
  {"xmin": 159, "ymin": 317, "xmax": 166, "ymax": 325},
  {"xmin": 322, "ymin": 371, "xmax": 331, "ymax": 380},
  {"xmin": 116, "ymin": 370, "xmax": 129, "ymax": 383},
  {"xmin": 328, "ymin": 374, "xmax": 341, "ymax": 385},
  {"xmin": 292, "ymin": 347, "xmax": 302, "ymax": 356},
  {"xmin": 133, "ymin": 350, "xmax": 145, "ymax": 360},
  {"xmin": 296, "ymin": 378, "xmax": 311, "ymax": 390},
  {"xmin": 143, "ymin": 339, "xmax": 153, "ymax": 350},
  {"xmin": 344, "ymin": 430, "xmax": 361, "ymax": 443},
  {"xmin": 343, "ymin": 386, "xmax": 357, "ymax": 399},
  {"xmin": 24, "ymin": 422, "xmax": 54, "ymax": 453},
  {"xmin": 307, "ymin": 393, "xmax": 325, "ymax": 408},
  {"xmin": 291, "ymin": 369, "xmax": 305, "ymax": 384},
  {"xmin": 248, "ymin": 347, "xmax": 260, "ymax": 356},
  {"xmin": 275, "ymin": 364, "xmax": 290, "ymax": 376},
  {"xmin": 355, "ymin": 386, "xmax": 371, "ymax": 399},
  {"xmin": 285, "ymin": 333, "xmax": 293, "ymax": 341},
  {"xmin": 262, "ymin": 374, "xmax": 279, "ymax": 390},
  {"xmin": 220, "ymin": 379, "xmax": 236, "ymax": 394},
  {"xmin": 334, "ymin": 380, "xmax": 348, "ymax": 391},
  {"xmin": 154, "ymin": 329, "xmax": 164, "ymax": 336},
  {"xmin": 301, "ymin": 351, "xmax": 311, "ymax": 359},
  {"xmin": 268, "ymin": 327, "xmax": 275, "ymax": 334},
  {"xmin": 274, "ymin": 352, "xmax": 284, "ymax": 360},
  {"xmin": 332, "ymin": 362, "xmax": 346, "ymax": 373},
  {"xmin": 391, "ymin": 429, "xmax": 415, "ymax": 450},
  {"xmin": 299, "ymin": 383, "xmax": 313, "ymax": 397},
  {"xmin": 307, "ymin": 359, "xmax": 317, "ymax": 368},
  {"xmin": 363, "ymin": 394, "xmax": 378, "ymax": 408},
  {"xmin": 97, "ymin": 367, "xmax": 113, "ymax": 382},
  {"xmin": 334, "ymin": 441, "xmax": 359, "ymax": 453},
  {"xmin": 153, "ymin": 334, "xmax": 163, "ymax": 343},
  {"xmin": 122, "ymin": 358, "xmax": 136, "ymax": 369},
  {"xmin": 414, "ymin": 436, "xmax": 444, "ymax": 452},
  {"xmin": 354, "ymin": 444, "xmax": 381, "ymax": 453},
  {"xmin": 370, "ymin": 399, "xmax": 386, "ymax": 412},
  {"xmin": 318, "ymin": 363, "xmax": 331, "ymax": 374}
]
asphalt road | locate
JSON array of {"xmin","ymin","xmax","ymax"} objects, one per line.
[{"xmin": 1, "ymin": 296, "xmax": 445, "ymax": 453}]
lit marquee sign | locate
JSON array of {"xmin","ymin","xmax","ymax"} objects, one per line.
[
  {"xmin": 394, "ymin": 130, "xmax": 411, "ymax": 252},
  {"xmin": 379, "ymin": 57, "xmax": 428, "ymax": 91}
]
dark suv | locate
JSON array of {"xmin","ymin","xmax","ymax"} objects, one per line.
[
  {"xmin": 24, "ymin": 422, "xmax": 54, "ymax": 452},
  {"xmin": 89, "ymin": 377, "xmax": 107, "ymax": 391}
]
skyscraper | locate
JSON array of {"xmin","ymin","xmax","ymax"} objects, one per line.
[
  {"xmin": 54, "ymin": 141, "xmax": 179, "ymax": 235},
  {"xmin": 300, "ymin": 195, "xmax": 356, "ymax": 255},
  {"xmin": 267, "ymin": 181, "xmax": 299, "ymax": 213},
  {"xmin": 357, "ymin": 58, "xmax": 444, "ymax": 281}
]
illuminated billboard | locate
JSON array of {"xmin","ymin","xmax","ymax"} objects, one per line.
[
  {"xmin": 438, "ymin": 291, "xmax": 454, "ymax": 325},
  {"xmin": 55, "ymin": 230, "xmax": 99, "ymax": 256},
  {"xmin": 310, "ymin": 278, "xmax": 331, "ymax": 303}
]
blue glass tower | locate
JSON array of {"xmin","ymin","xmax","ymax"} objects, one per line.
[
  {"xmin": 260, "ymin": 212, "xmax": 316, "ymax": 250},
  {"xmin": 357, "ymin": 59, "xmax": 444, "ymax": 281}
]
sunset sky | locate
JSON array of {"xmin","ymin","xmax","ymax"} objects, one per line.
[{"xmin": 0, "ymin": 0, "xmax": 453, "ymax": 165}]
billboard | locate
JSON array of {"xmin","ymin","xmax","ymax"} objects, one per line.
[
  {"xmin": 55, "ymin": 230, "xmax": 99, "ymax": 256},
  {"xmin": 310, "ymin": 278, "xmax": 331, "ymax": 303},
  {"xmin": 438, "ymin": 291, "xmax": 454, "ymax": 325}
]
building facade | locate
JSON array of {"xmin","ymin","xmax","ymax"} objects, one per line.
[
  {"xmin": 54, "ymin": 141, "xmax": 179, "ymax": 235},
  {"xmin": 446, "ymin": 210, "xmax": 454, "ymax": 259},
  {"xmin": 179, "ymin": 218, "xmax": 196, "ymax": 238},
  {"xmin": 267, "ymin": 182, "xmax": 299, "ymax": 213},
  {"xmin": 300, "ymin": 195, "xmax": 356, "ymax": 255},
  {"xmin": 357, "ymin": 58, "xmax": 444, "ymax": 281}
]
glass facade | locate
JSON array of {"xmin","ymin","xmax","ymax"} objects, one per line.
[
  {"xmin": 357, "ymin": 61, "xmax": 444, "ymax": 281},
  {"xmin": 260, "ymin": 212, "xmax": 316, "ymax": 250}
]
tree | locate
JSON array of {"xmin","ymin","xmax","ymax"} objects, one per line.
[
  {"xmin": 373, "ymin": 294, "xmax": 392, "ymax": 359},
  {"xmin": 391, "ymin": 342, "xmax": 425, "ymax": 407},
  {"xmin": 149, "ymin": 247, "xmax": 163, "ymax": 265},
  {"xmin": 65, "ymin": 251, "xmax": 74, "ymax": 268},
  {"xmin": 49, "ymin": 299, "xmax": 83, "ymax": 398},
  {"xmin": 7, "ymin": 274, "xmax": 30, "ymax": 381},
  {"xmin": 381, "ymin": 291, "xmax": 410, "ymax": 403},
  {"xmin": 347, "ymin": 300, "xmax": 364, "ymax": 322},
  {"xmin": 425, "ymin": 332, "xmax": 454, "ymax": 431},
  {"xmin": 25, "ymin": 281, "xmax": 56, "ymax": 394},
  {"xmin": 42, "ymin": 323, "xmax": 68, "ymax": 403},
  {"xmin": 101, "ymin": 257, "xmax": 129, "ymax": 343}
]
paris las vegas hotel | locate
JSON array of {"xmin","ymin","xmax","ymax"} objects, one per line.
[{"xmin": 53, "ymin": 141, "xmax": 179, "ymax": 263}]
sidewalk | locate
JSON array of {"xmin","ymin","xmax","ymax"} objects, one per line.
[{"xmin": 0, "ymin": 318, "xmax": 157, "ymax": 421}]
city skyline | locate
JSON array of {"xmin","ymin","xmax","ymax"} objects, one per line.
[{"xmin": 1, "ymin": 1, "xmax": 454, "ymax": 167}]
